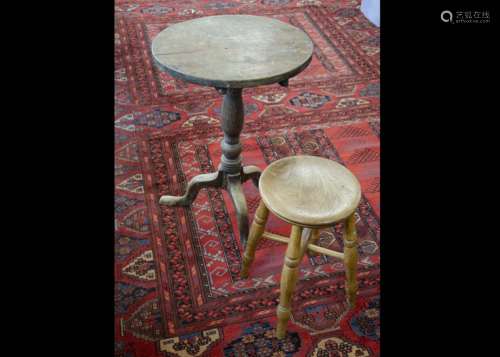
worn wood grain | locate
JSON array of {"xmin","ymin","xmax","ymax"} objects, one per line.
[
  {"xmin": 259, "ymin": 155, "xmax": 362, "ymax": 228},
  {"xmin": 151, "ymin": 15, "xmax": 313, "ymax": 88}
]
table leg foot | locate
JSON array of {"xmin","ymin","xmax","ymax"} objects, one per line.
[
  {"xmin": 242, "ymin": 165, "xmax": 262, "ymax": 188},
  {"xmin": 227, "ymin": 174, "xmax": 249, "ymax": 249},
  {"xmin": 159, "ymin": 171, "xmax": 223, "ymax": 206}
]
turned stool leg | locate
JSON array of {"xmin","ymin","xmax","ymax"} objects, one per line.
[
  {"xmin": 240, "ymin": 200, "xmax": 269, "ymax": 278},
  {"xmin": 306, "ymin": 229, "xmax": 321, "ymax": 257},
  {"xmin": 343, "ymin": 213, "xmax": 358, "ymax": 307},
  {"xmin": 276, "ymin": 225, "xmax": 302, "ymax": 339}
]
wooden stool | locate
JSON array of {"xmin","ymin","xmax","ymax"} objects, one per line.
[{"xmin": 240, "ymin": 155, "xmax": 362, "ymax": 339}]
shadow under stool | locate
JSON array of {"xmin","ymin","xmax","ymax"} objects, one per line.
[{"xmin": 240, "ymin": 155, "xmax": 362, "ymax": 339}]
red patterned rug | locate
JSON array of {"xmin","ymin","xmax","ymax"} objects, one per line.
[{"xmin": 115, "ymin": 1, "xmax": 380, "ymax": 356}]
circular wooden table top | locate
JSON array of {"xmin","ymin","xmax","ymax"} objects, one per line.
[
  {"xmin": 259, "ymin": 156, "xmax": 362, "ymax": 228},
  {"xmin": 151, "ymin": 15, "xmax": 314, "ymax": 88}
]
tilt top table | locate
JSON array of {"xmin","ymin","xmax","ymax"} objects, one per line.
[{"xmin": 152, "ymin": 15, "xmax": 313, "ymax": 248}]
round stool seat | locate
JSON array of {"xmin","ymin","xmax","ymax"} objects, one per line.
[{"xmin": 259, "ymin": 156, "xmax": 361, "ymax": 227}]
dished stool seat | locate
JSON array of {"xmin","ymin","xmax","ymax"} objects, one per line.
[
  {"xmin": 259, "ymin": 156, "xmax": 361, "ymax": 228},
  {"xmin": 241, "ymin": 155, "xmax": 362, "ymax": 339}
]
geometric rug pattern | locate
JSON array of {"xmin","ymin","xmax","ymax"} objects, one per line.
[{"xmin": 115, "ymin": 1, "xmax": 379, "ymax": 356}]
